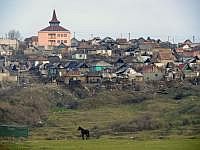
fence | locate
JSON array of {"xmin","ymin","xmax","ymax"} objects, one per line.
[{"xmin": 0, "ymin": 125, "xmax": 29, "ymax": 138}]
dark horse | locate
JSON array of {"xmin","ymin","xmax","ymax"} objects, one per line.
[{"xmin": 78, "ymin": 126, "xmax": 90, "ymax": 140}]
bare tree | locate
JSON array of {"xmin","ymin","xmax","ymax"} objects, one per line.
[{"xmin": 7, "ymin": 30, "xmax": 21, "ymax": 40}]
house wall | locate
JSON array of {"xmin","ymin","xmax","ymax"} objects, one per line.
[
  {"xmin": 91, "ymin": 66, "xmax": 107, "ymax": 72},
  {"xmin": 0, "ymin": 39, "xmax": 19, "ymax": 50},
  {"xmin": 72, "ymin": 54, "xmax": 87, "ymax": 60},
  {"xmin": 96, "ymin": 49, "xmax": 112, "ymax": 56},
  {"xmin": 0, "ymin": 73, "xmax": 17, "ymax": 82},
  {"xmin": 38, "ymin": 31, "xmax": 71, "ymax": 48},
  {"xmin": 143, "ymin": 72, "xmax": 164, "ymax": 81}
]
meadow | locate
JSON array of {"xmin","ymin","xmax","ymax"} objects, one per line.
[
  {"xmin": 1, "ymin": 84, "xmax": 200, "ymax": 149},
  {"xmin": 1, "ymin": 139, "xmax": 200, "ymax": 150}
]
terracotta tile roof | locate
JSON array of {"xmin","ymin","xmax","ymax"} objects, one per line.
[
  {"xmin": 178, "ymin": 64, "xmax": 185, "ymax": 70},
  {"xmin": 141, "ymin": 65, "xmax": 161, "ymax": 73},
  {"xmin": 40, "ymin": 10, "xmax": 70, "ymax": 32},
  {"xmin": 40, "ymin": 26, "xmax": 69, "ymax": 32},
  {"xmin": 157, "ymin": 49, "xmax": 174, "ymax": 60}
]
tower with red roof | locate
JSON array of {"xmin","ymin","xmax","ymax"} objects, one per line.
[{"xmin": 38, "ymin": 10, "xmax": 71, "ymax": 49}]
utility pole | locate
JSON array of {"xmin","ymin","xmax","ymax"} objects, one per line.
[
  {"xmin": 193, "ymin": 35, "xmax": 195, "ymax": 43},
  {"xmin": 172, "ymin": 37, "xmax": 175, "ymax": 44},
  {"xmin": 128, "ymin": 32, "xmax": 131, "ymax": 41},
  {"xmin": 73, "ymin": 32, "xmax": 76, "ymax": 38}
]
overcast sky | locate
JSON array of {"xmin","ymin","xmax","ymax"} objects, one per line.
[{"xmin": 0, "ymin": 0, "xmax": 199, "ymax": 42}]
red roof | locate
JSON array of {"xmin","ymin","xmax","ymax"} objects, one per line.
[
  {"xmin": 178, "ymin": 64, "xmax": 185, "ymax": 70},
  {"xmin": 40, "ymin": 10, "xmax": 70, "ymax": 32},
  {"xmin": 40, "ymin": 26, "xmax": 69, "ymax": 32},
  {"xmin": 141, "ymin": 64, "xmax": 161, "ymax": 73}
]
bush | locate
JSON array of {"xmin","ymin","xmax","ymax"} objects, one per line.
[{"xmin": 111, "ymin": 114, "xmax": 162, "ymax": 132}]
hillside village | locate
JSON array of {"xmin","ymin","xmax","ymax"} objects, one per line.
[
  {"xmin": 0, "ymin": 10, "xmax": 200, "ymax": 91},
  {"xmin": 0, "ymin": 8, "xmax": 200, "ymax": 147},
  {"xmin": 1, "ymin": 35, "xmax": 200, "ymax": 90}
]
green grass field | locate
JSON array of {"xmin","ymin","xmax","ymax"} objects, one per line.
[
  {"xmin": 29, "ymin": 95, "xmax": 200, "ymax": 140},
  {"xmin": 1, "ymin": 139, "xmax": 200, "ymax": 150},
  {"xmin": 1, "ymin": 84, "xmax": 200, "ymax": 149}
]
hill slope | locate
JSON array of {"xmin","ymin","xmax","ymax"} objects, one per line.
[{"xmin": 0, "ymin": 83, "xmax": 200, "ymax": 139}]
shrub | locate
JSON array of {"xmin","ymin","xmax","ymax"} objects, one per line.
[{"xmin": 111, "ymin": 114, "xmax": 162, "ymax": 132}]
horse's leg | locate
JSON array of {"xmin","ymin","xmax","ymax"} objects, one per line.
[
  {"xmin": 81, "ymin": 133, "xmax": 84, "ymax": 140},
  {"xmin": 85, "ymin": 132, "xmax": 89, "ymax": 140}
]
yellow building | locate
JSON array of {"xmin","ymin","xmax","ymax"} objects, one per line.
[{"xmin": 38, "ymin": 10, "xmax": 71, "ymax": 49}]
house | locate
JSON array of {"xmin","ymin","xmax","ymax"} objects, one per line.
[
  {"xmin": 100, "ymin": 37, "xmax": 116, "ymax": 44},
  {"xmin": 24, "ymin": 36, "xmax": 38, "ymax": 48},
  {"xmin": 178, "ymin": 63, "xmax": 199, "ymax": 78},
  {"xmin": 139, "ymin": 41, "xmax": 158, "ymax": 51},
  {"xmin": 62, "ymin": 70, "xmax": 86, "ymax": 84},
  {"xmin": 71, "ymin": 38, "xmax": 80, "ymax": 47},
  {"xmin": 0, "ymin": 46, "xmax": 13, "ymax": 56},
  {"xmin": 38, "ymin": 10, "xmax": 71, "ymax": 49},
  {"xmin": 140, "ymin": 64, "xmax": 164, "ymax": 81},
  {"xmin": 152, "ymin": 48, "xmax": 175, "ymax": 66},
  {"xmin": 96, "ymin": 49, "xmax": 112, "ymax": 57},
  {"xmin": 72, "ymin": 50, "xmax": 87, "ymax": 60},
  {"xmin": 78, "ymin": 40, "xmax": 93, "ymax": 51},
  {"xmin": 86, "ymin": 72, "xmax": 102, "ymax": 83},
  {"xmin": 116, "ymin": 38, "xmax": 130, "ymax": 49},
  {"xmin": 76, "ymin": 62, "xmax": 89, "ymax": 73},
  {"xmin": 116, "ymin": 67, "xmax": 143, "ymax": 81},
  {"xmin": 182, "ymin": 50, "xmax": 200, "ymax": 58},
  {"xmin": 124, "ymin": 47, "xmax": 135, "ymax": 56},
  {"xmin": 28, "ymin": 55, "xmax": 49, "ymax": 67},
  {"xmin": 90, "ymin": 61, "xmax": 112, "ymax": 72},
  {"xmin": 164, "ymin": 62, "xmax": 184, "ymax": 81},
  {"xmin": 100, "ymin": 37, "xmax": 117, "ymax": 49},
  {"xmin": 87, "ymin": 46, "xmax": 112, "ymax": 57},
  {"xmin": 101, "ymin": 67, "xmax": 116, "ymax": 81},
  {"xmin": 91, "ymin": 37, "xmax": 101, "ymax": 45},
  {"xmin": 0, "ymin": 39, "xmax": 19, "ymax": 50},
  {"xmin": 54, "ymin": 42, "xmax": 68, "ymax": 54}
]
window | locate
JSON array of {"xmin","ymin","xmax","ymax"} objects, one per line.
[
  {"xmin": 61, "ymin": 34, "xmax": 63, "ymax": 37},
  {"xmin": 61, "ymin": 40, "xmax": 63, "ymax": 43},
  {"xmin": 64, "ymin": 40, "xmax": 67, "ymax": 43},
  {"xmin": 64, "ymin": 34, "xmax": 67, "ymax": 37},
  {"xmin": 57, "ymin": 34, "xmax": 60, "ymax": 37},
  {"xmin": 48, "ymin": 34, "xmax": 56, "ymax": 39},
  {"xmin": 57, "ymin": 40, "xmax": 60, "ymax": 43},
  {"xmin": 48, "ymin": 40, "xmax": 56, "ymax": 45}
]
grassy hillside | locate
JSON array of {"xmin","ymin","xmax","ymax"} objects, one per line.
[{"xmin": 0, "ymin": 83, "xmax": 200, "ymax": 140}]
